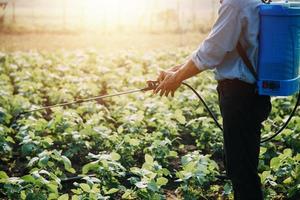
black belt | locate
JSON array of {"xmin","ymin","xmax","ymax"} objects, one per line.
[{"xmin": 217, "ymin": 79, "xmax": 258, "ymax": 95}]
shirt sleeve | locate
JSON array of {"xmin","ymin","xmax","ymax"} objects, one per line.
[{"xmin": 191, "ymin": 3, "xmax": 243, "ymax": 71}]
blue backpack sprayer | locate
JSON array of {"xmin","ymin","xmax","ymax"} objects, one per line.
[
  {"xmin": 257, "ymin": 0, "xmax": 300, "ymax": 96},
  {"xmin": 10, "ymin": 0, "xmax": 300, "ymax": 182},
  {"xmin": 234, "ymin": 0, "xmax": 300, "ymax": 142}
]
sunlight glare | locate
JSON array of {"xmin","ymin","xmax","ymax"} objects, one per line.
[{"xmin": 84, "ymin": 0, "xmax": 149, "ymax": 27}]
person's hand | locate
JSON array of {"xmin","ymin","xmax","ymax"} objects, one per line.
[
  {"xmin": 148, "ymin": 59, "xmax": 200, "ymax": 97},
  {"xmin": 156, "ymin": 65, "xmax": 182, "ymax": 83},
  {"xmin": 154, "ymin": 70, "xmax": 182, "ymax": 97}
]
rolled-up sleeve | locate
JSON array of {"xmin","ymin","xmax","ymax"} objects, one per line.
[{"xmin": 192, "ymin": 3, "xmax": 242, "ymax": 71}]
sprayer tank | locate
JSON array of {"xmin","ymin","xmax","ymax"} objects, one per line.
[{"xmin": 258, "ymin": 1, "xmax": 300, "ymax": 96}]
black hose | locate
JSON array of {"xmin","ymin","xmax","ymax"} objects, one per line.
[
  {"xmin": 182, "ymin": 82, "xmax": 223, "ymax": 131},
  {"xmin": 260, "ymin": 91, "xmax": 300, "ymax": 143},
  {"xmin": 182, "ymin": 82, "xmax": 300, "ymax": 144}
]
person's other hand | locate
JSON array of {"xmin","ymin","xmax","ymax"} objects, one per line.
[{"xmin": 154, "ymin": 70, "xmax": 182, "ymax": 97}]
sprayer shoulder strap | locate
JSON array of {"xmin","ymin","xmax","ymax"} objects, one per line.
[{"xmin": 236, "ymin": 41, "xmax": 258, "ymax": 80}]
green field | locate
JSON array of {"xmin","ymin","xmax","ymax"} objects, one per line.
[{"xmin": 0, "ymin": 48, "xmax": 299, "ymax": 199}]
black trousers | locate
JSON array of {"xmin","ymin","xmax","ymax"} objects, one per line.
[{"xmin": 217, "ymin": 79, "xmax": 272, "ymax": 200}]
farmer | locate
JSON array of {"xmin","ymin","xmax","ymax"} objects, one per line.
[{"xmin": 152, "ymin": 0, "xmax": 271, "ymax": 199}]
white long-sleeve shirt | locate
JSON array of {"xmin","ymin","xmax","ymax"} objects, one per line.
[{"xmin": 191, "ymin": 0, "xmax": 261, "ymax": 84}]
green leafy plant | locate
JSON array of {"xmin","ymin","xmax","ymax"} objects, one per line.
[
  {"xmin": 129, "ymin": 154, "xmax": 170, "ymax": 200},
  {"xmin": 260, "ymin": 149, "xmax": 300, "ymax": 199},
  {"xmin": 175, "ymin": 151, "xmax": 220, "ymax": 199},
  {"xmin": 28, "ymin": 150, "xmax": 76, "ymax": 175}
]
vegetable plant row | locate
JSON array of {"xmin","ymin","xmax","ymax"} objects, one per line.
[{"xmin": 0, "ymin": 50, "xmax": 299, "ymax": 199}]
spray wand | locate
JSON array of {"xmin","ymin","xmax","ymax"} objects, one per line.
[{"xmin": 12, "ymin": 81, "xmax": 299, "ymax": 144}]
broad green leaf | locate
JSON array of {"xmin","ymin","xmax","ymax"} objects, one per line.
[
  {"xmin": 23, "ymin": 192, "xmax": 45, "ymax": 200},
  {"xmin": 67, "ymin": 167, "xmax": 76, "ymax": 174},
  {"xmin": 82, "ymin": 162, "xmax": 98, "ymax": 174},
  {"xmin": 62, "ymin": 155, "xmax": 75, "ymax": 173},
  {"xmin": 259, "ymin": 147, "xmax": 267, "ymax": 156},
  {"xmin": 260, "ymin": 171, "xmax": 271, "ymax": 183},
  {"xmin": 283, "ymin": 177, "xmax": 292, "ymax": 184},
  {"xmin": 101, "ymin": 160, "xmax": 108, "ymax": 168},
  {"xmin": 174, "ymin": 109, "xmax": 186, "ymax": 124},
  {"xmin": 162, "ymin": 168, "xmax": 170, "ymax": 176},
  {"xmin": 48, "ymin": 193, "xmax": 59, "ymax": 200},
  {"xmin": 147, "ymin": 180, "xmax": 159, "ymax": 192},
  {"xmin": 142, "ymin": 162, "xmax": 153, "ymax": 170},
  {"xmin": 71, "ymin": 195, "xmax": 79, "ymax": 200},
  {"xmin": 130, "ymin": 167, "xmax": 140, "ymax": 174},
  {"xmin": 270, "ymin": 157, "xmax": 280, "ymax": 170},
  {"xmin": 145, "ymin": 154, "xmax": 154, "ymax": 164},
  {"xmin": 110, "ymin": 152, "xmax": 121, "ymax": 161},
  {"xmin": 38, "ymin": 155, "xmax": 49, "ymax": 167},
  {"xmin": 28, "ymin": 157, "xmax": 39, "ymax": 167},
  {"xmin": 61, "ymin": 155, "xmax": 72, "ymax": 168},
  {"xmin": 39, "ymin": 169, "xmax": 50, "ymax": 176},
  {"xmin": 269, "ymin": 180, "xmax": 277, "ymax": 187},
  {"xmin": 148, "ymin": 172, "xmax": 157, "ymax": 180},
  {"xmin": 43, "ymin": 137, "xmax": 53, "ymax": 145},
  {"xmin": 117, "ymin": 126, "xmax": 123, "ymax": 133},
  {"xmin": 6, "ymin": 136, "xmax": 15, "ymax": 143},
  {"xmin": 21, "ymin": 175, "xmax": 35, "ymax": 183},
  {"xmin": 283, "ymin": 148, "xmax": 292, "ymax": 157},
  {"xmin": 21, "ymin": 191, "xmax": 26, "ymax": 200},
  {"xmin": 156, "ymin": 177, "xmax": 168, "ymax": 186},
  {"xmin": 0, "ymin": 171, "xmax": 8, "ymax": 179},
  {"xmin": 281, "ymin": 129, "xmax": 293, "ymax": 136},
  {"xmin": 80, "ymin": 183, "xmax": 91, "ymax": 192},
  {"xmin": 135, "ymin": 181, "xmax": 147, "ymax": 189},
  {"xmin": 129, "ymin": 138, "xmax": 140, "ymax": 146},
  {"xmin": 124, "ymin": 135, "xmax": 131, "ymax": 143},
  {"xmin": 223, "ymin": 183, "xmax": 232, "ymax": 195},
  {"xmin": 122, "ymin": 190, "xmax": 132, "ymax": 199},
  {"xmin": 105, "ymin": 188, "xmax": 119, "ymax": 194},
  {"xmin": 185, "ymin": 162, "xmax": 196, "ymax": 172},
  {"xmin": 91, "ymin": 184, "xmax": 100, "ymax": 193},
  {"xmin": 58, "ymin": 194, "xmax": 69, "ymax": 200},
  {"xmin": 168, "ymin": 151, "xmax": 178, "ymax": 157},
  {"xmin": 21, "ymin": 143, "xmax": 36, "ymax": 156},
  {"xmin": 71, "ymin": 189, "xmax": 82, "ymax": 195},
  {"xmin": 47, "ymin": 183, "xmax": 58, "ymax": 193},
  {"xmin": 295, "ymin": 153, "xmax": 300, "ymax": 162}
]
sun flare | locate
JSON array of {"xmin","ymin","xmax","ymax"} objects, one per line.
[{"xmin": 81, "ymin": 0, "xmax": 150, "ymax": 27}]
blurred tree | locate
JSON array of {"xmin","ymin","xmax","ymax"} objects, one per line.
[
  {"xmin": 176, "ymin": 0, "xmax": 181, "ymax": 32},
  {"xmin": 157, "ymin": 9, "xmax": 178, "ymax": 31},
  {"xmin": 149, "ymin": 0, "xmax": 158, "ymax": 32},
  {"xmin": 63, "ymin": 0, "xmax": 67, "ymax": 30},
  {"xmin": 12, "ymin": 0, "xmax": 15, "ymax": 23},
  {"xmin": 0, "ymin": 0, "xmax": 8, "ymax": 25},
  {"xmin": 192, "ymin": 0, "xmax": 197, "ymax": 30}
]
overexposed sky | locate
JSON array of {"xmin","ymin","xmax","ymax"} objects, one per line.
[{"xmin": 2, "ymin": 0, "xmax": 219, "ymax": 30}]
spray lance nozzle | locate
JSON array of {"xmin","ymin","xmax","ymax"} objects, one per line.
[{"xmin": 143, "ymin": 80, "xmax": 160, "ymax": 91}]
